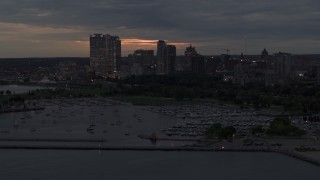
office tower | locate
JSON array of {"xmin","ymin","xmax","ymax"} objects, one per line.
[
  {"xmin": 274, "ymin": 52, "xmax": 292, "ymax": 77},
  {"xmin": 132, "ymin": 49, "xmax": 154, "ymax": 66},
  {"xmin": 185, "ymin": 44, "xmax": 198, "ymax": 57},
  {"xmin": 106, "ymin": 35, "xmax": 121, "ymax": 74},
  {"xmin": 191, "ymin": 55, "xmax": 206, "ymax": 74},
  {"xmin": 132, "ymin": 49, "xmax": 155, "ymax": 75},
  {"xmin": 261, "ymin": 48, "xmax": 269, "ymax": 59},
  {"xmin": 167, "ymin": 45, "xmax": 176, "ymax": 74},
  {"xmin": 180, "ymin": 44, "xmax": 198, "ymax": 73},
  {"xmin": 90, "ymin": 34, "xmax": 107, "ymax": 77},
  {"xmin": 156, "ymin": 40, "xmax": 177, "ymax": 75},
  {"xmin": 157, "ymin": 40, "xmax": 167, "ymax": 75},
  {"xmin": 90, "ymin": 34, "xmax": 121, "ymax": 77}
]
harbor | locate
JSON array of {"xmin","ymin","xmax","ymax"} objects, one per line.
[{"xmin": 0, "ymin": 97, "xmax": 319, "ymax": 167}]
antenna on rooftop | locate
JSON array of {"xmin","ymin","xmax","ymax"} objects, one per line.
[{"xmin": 222, "ymin": 49, "xmax": 230, "ymax": 55}]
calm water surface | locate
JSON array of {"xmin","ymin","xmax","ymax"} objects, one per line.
[{"xmin": 0, "ymin": 150, "xmax": 319, "ymax": 180}]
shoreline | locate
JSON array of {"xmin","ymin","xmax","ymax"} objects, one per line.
[{"xmin": 0, "ymin": 144, "xmax": 319, "ymax": 167}]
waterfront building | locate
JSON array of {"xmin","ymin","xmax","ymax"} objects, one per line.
[
  {"xmin": 106, "ymin": 35, "xmax": 121, "ymax": 74},
  {"xmin": 90, "ymin": 34, "xmax": 107, "ymax": 77},
  {"xmin": 90, "ymin": 34, "xmax": 121, "ymax": 78},
  {"xmin": 156, "ymin": 40, "xmax": 176, "ymax": 75},
  {"xmin": 157, "ymin": 40, "xmax": 167, "ymax": 75}
]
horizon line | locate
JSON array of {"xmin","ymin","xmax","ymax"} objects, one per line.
[{"xmin": 1, "ymin": 53, "xmax": 320, "ymax": 59}]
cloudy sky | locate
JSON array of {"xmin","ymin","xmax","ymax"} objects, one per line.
[{"xmin": 0, "ymin": 0, "xmax": 319, "ymax": 57}]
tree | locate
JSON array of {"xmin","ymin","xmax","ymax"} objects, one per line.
[
  {"xmin": 206, "ymin": 123, "xmax": 222, "ymax": 138},
  {"xmin": 267, "ymin": 116, "xmax": 305, "ymax": 137},
  {"xmin": 206, "ymin": 123, "xmax": 236, "ymax": 139},
  {"xmin": 220, "ymin": 126, "xmax": 236, "ymax": 139},
  {"xmin": 251, "ymin": 125, "xmax": 264, "ymax": 135}
]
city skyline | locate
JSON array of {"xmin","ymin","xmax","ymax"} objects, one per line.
[{"xmin": 0, "ymin": 0, "xmax": 320, "ymax": 57}]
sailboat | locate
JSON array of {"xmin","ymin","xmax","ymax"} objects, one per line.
[
  {"xmin": 87, "ymin": 116, "xmax": 95, "ymax": 133},
  {"xmin": 13, "ymin": 119, "xmax": 19, "ymax": 128}
]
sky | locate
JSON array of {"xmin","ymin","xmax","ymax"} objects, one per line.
[{"xmin": 0, "ymin": 0, "xmax": 319, "ymax": 57}]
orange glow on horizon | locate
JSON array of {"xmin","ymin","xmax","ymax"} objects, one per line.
[
  {"xmin": 122, "ymin": 38, "xmax": 158, "ymax": 44},
  {"xmin": 121, "ymin": 38, "xmax": 192, "ymax": 54},
  {"xmin": 0, "ymin": 22, "xmax": 200, "ymax": 56}
]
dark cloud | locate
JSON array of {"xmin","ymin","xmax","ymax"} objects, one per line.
[{"xmin": 0, "ymin": 0, "xmax": 319, "ymax": 56}]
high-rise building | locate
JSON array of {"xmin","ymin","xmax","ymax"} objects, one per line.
[
  {"xmin": 156, "ymin": 40, "xmax": 177, "ymax": 75},
  {"xmin": 132, "ymin": 49, "xmax": 154, "ymax": 65},
  {"xmin": 270, "ymin": 52, "xmax": 293, "ymax": 85},
  {"xmin": 274, "ymin": 52, "xmax": 292, "ymax": 77},
  {"xmin": 90, "ymin": 34, "xmax": 121, "ymax": 77},
  {"xmin": 157, "ymin": 40, "xmax": 167, "ymax": 75},
  {"xmin": 261, "ymin": 48, "xmax": 269, "ymax": 59},
  {"xmin": 106, "ymin": 35, "xmax": 121, "ymax": 74},
  {"xmin": 167, "ymin": 45, "xmax": 176, "ymax": 74},
  {"xmin": 185, "ymin": 44, "xmax": 197, "ymax": 57},
  {"xmin": 132, "ymin": 49, "xmax": 155, "ymax": 75},
  {"xmin": 90, "ymin": 34, "xmax": 107, "ymax": 76},
  {"xmin": 181, "ymin": 44, "xmax": 198, "ymax": 73},
  {"xmin": 191, "ymin": 55, "xmax": 206, "ymax": 74}
]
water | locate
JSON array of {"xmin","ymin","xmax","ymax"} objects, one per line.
[
  {"xmin": 0, "ymin": 99, "xmax": 186, "ymax": 147},
  {"xmin": 0, "ymin": 150, "xmax": 319, "ymax": 180},
  {"xmin": 0, "ymin": 94, "xmax": 319, "ymax": 179}
]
